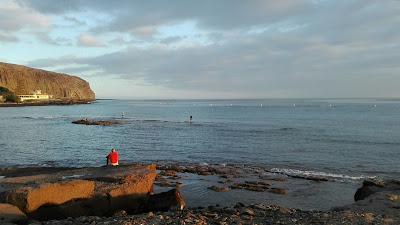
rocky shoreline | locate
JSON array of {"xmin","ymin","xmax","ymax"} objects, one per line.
[
  {"xmin": 0, "ymin": 100, "xmax": 94, "ymax": 107},
  {"xmin": 1, "ymin": 163, "xmax": 399, "ymax": 225},
  {"xmin": 39, "ymin": 203, "xmax": 397, "ymax": 225}
]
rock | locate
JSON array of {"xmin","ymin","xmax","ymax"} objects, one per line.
[
  {"xmin": 241, "ymin": 208, "xmax": 254, "ymax": 216},
  {"xmin": 0, "ymin": 180, "xmax": 95, "ymax": 213},
  {"xmin": 0, "ymin": 62, "xmax": 95, "ymax": 101},
  {"xmin": 106, "ymin": 166, "xmax": 157, "ymax": 212},
  {"xmin": 207, "ymin": 186, "xmax": 230, "ymax": 192},
  {"xmin": 0, "ymin": 164, "xmax": 157, "ymax": 220},
  {"xmin": 252, "ymin": 204, "xmax": 267, "ymax": 211},
  {"xmin": 113, "ymin": 210, "xmax": 127, "ymax": 217},
  {"xmin": 269, "ymin": 188, "xmax": 288, "ymax": 195},
  {"xmin": 363, "ymin": 213, "xmax": 375, "ymax": 223},
  {"xmin": 230, "ymin": 181, "xmax": 270, "ymax": 192},
  {"xmin": 234, "ymin": 202, "xmax": 245, "ymax": 208},
  {"xmin": 387, "ymin": 194, "xmax": 400, "ymax": 202},
  {"xmin": 72, "ymin": 119, "xmax": 120, "ymax": 126},
  {"xmin": 337, "ymin": 179, "xmax": 400, "ymax": 216},
  {"xmin": 159, "ymin": 170, "xmax": 178, "ymax": 177},
  {"xmin": 278, "ymin": 206, "xmax": 291, "ymax": 214},
  {"xmin": 0, "ymin": 203, "xmax": 27, "ymax": 223},
  {"xmin": 355, "ymin": 179, "xmax": 398, "ymax": 201},
  {"xmin": 146, "ymin": 188, "xmax": 185, "ymax": 212}
]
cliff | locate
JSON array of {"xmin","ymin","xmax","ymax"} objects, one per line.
[{"xmin": 0, "ymin": 62, "xmax": 95, "ymax": 101}]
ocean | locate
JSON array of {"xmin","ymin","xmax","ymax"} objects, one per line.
[{"xmin": 1, "ymin": 99, "xmax": 399, "ymax": 182}]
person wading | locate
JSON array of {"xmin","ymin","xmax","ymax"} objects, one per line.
[{"xmin": 106, "ymin": 148, "xmax": 119, "ymax": 166}]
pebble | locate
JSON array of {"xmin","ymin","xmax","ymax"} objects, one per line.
[{"xmin": 242, "ymin": 208, "xmax": 255, "ymax": 216}]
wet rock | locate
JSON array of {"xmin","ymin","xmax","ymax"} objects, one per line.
[
  {"xmin": 386, "ymin": 194, "xmax": 400, "ymax": 202},
  {"xmin": 207, "ymin": 186, "xmax": 230, "ymax": 192},
  {"xmin": 269, "ymin": 188, "xmax": 288, "ymax": 195},
  {"xmin": 0, "ymin": 203, "xmax": 27, "ymax": 223},
  {"xmin": 354, "ymin": 179, "xmax": 399, "ymax": 201},
  {"xmin": 230, "ymin": 181, "xmax": 270, "ymax": 192},
  {"xmin": 241, "ymin": 208, "xmax": 254, "ymax": 216},
  {"xmin": 159, "ymin": 170, "xmax": 178, "ymax": 178},
  {"xmin": 234, "ymin": 202, "xmax": 245, "ymax": 208},
  {"xmin": 72, "ymin": 119, "xmax": 120, "ymax": 126}
]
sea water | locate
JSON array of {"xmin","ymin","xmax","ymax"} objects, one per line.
[{"xmin": 0, "ymin": 99, "xmax": 399, "ymax": 182}]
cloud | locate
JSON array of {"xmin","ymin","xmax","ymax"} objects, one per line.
[
  {"xmin": 0, "ymin": 33, "xmax": 18, "ymax": 42},
  {"xmin": 77, "ymin": 34, "xmax": 105, "ymax": 47},
  {"xmin": 0, "ymin": 0, "xmax": 49, "ymax": 32},
  {"xmin": 10, "ymin": 0, "xmax": 400, "ymax": 97},
  {"xmin": 28, "ymin": 25, "xmax": 400, "ymax": 97}
]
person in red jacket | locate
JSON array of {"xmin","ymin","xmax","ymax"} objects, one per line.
[{"xmin": 106, "ymin": 148, "xmax": 119, "ymax": 166}]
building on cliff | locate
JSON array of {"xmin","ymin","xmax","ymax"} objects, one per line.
[{"xmin": 17, "ymin": 90, "xmax": 52, "ymax": 102}]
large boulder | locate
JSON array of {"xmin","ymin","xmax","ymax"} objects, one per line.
[
  {"xmin": 0, "ymin": 180, "xmax": 95, "ymax": 213},
  {"xmin": 0, "ymin": 164, "xmax": 157, "ymax": 220},
  {"xmin": 336, "ymin": 179, "xmax": 400, "ymax": 217},
  {"xmin": 355, "ymin": 180, "xmax": 400, "ymax": 201}
]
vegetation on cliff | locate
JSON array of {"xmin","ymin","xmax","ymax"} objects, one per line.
[{"xmin": 0, "ymin": 86, "xmax": 17, "ymax": 102}]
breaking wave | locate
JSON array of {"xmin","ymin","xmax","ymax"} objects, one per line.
[{"xmin": 269, "ymin": 167, "xmax": 377, "ymax": 182}]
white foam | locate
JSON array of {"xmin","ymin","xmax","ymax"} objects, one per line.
[
  {"xmin": 62, "ymin": 174, "xmax": 84, "ymax": 180},
  {"xmin": 269, "ymin": 168, "xmax": 376, "ymax": 181}
]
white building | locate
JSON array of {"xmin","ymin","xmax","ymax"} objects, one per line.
[{"xmin": 18, "ymin": 90, "xmax": 51, "ymax": 102}]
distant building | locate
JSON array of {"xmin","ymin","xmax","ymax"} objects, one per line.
[
  {"xmin": 18, "ymin": 90, "xmax": 52, "ymax": 102},
  {"xmin": 0, "ymin": 95, "xmax": 4, "ymax": 103}
]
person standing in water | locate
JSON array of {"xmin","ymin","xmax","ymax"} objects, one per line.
[
  {"xmin": 106, "ymin": 148, "xmax": 119, "ymax": 166},
  {"xmin": 189, "ymin": 115, "xmax": 193, "ymax": 124}
]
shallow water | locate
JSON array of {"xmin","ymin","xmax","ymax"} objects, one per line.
[{"xmin": 0, "ymin": 99, "xmax": 399, "ymax": 183}]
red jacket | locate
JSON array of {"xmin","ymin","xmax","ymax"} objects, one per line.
[{"xmin": 107, "ymin": 151, "xmax": 118, "ymax": 164}]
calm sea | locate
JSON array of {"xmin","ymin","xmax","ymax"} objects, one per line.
[{"xmin": 1, "ymin": 99, "xmax": 399, "ymax": 181}]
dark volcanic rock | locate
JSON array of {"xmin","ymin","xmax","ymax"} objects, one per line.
[
  {"xmin": 72, "ymin": 119, "xmax": 120, "ymax": 126},
  {"xmin": 207, "ymin": 186, "xmax": 230, "ymax": 192},
  {"xmin": 269, "ymin": 187, "xmax": 288, "ymax": 195},
  {"xmin": 230, "ymin": 181, "xmax": 270, "ymax": 192},
  {"xmin": 146, "ymin": 188, "xmax": 185, "ymax": 212},
  {"xmin": 354, "ymin": 179, "xmax": 388, "ymax": 201},
  {"xmin": 336, "ymin": 179, "xmax": 400, "ymax": 216}
]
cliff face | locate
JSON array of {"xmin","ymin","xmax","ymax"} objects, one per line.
[{"xmin": 0, "ymin": 62, "xmax": 95, "ymax": 101}]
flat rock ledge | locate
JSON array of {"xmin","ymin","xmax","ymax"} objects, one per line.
[
  {"xmin": 0, "ymin": 164, "xmax": 156, "ymax": 221},
  {"xmin": 72, "ymin": 119, "xmax": 121, "ymax": 126}
]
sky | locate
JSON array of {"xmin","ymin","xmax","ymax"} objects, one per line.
[{"xmin": 0, "ymin": 0, "xmax": 399, "ymax": 99}]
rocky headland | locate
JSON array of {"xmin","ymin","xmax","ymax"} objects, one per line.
[{"xmin": 0, "ymin": 62, "xmax": 95, "ymax": 105}]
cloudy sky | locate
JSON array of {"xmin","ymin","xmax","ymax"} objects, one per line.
[{"xmin": 0, "ymin": 0, "xmax": 399, "ymax": 99}]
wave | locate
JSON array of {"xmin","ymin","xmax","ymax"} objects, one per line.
[
  {"xmin": 308, "ymin": 137, "xmax": 400, "ymax": 146},
  {"xmin": 268, "ymin": 167, "xmax": 376, "ymax": 182}
]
